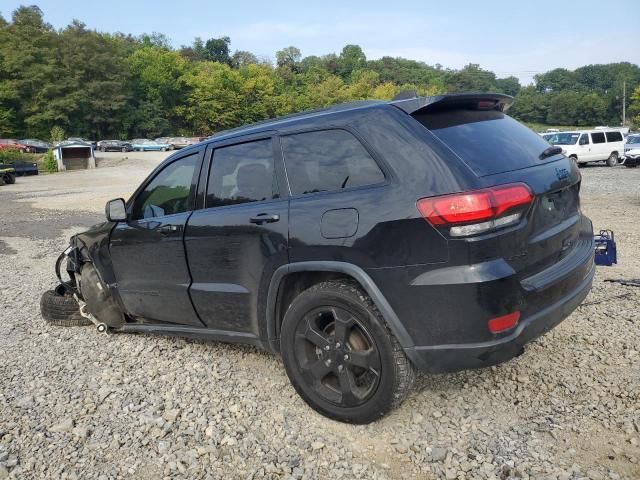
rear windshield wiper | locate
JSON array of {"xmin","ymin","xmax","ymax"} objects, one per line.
[{"xmin": 539, "ymin": 145, "xmax": 563, "ymax": 160}]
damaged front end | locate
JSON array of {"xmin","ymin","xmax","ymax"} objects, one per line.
[{"xmin": 54, "ymin": 231, "xmax": 125, "ymax": 331}]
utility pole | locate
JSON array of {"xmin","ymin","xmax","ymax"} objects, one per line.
[{"xmin": 622, "ymin": 80, "xmax": 626, "ymax": 126}]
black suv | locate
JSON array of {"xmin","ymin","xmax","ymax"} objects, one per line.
[{"xmin": 49, "ymin": 94, "xmax": 594, "ymax": 423}]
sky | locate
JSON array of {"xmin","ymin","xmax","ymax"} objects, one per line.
[{"xmin": 2, "ymin": 0, "xmax": 639, "ymax": 85}]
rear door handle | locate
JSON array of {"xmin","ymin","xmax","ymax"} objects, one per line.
[
  {"xmin": 158, "ymin": 224, "xmax": 180, "ymax": 234},
  {"xmin": 249, "ymin": 213, "xmax": 280, "ymax": 225}
]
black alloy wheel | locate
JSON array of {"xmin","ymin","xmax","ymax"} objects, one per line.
[{"xmin": 280, "ymin": 280, "xmax": 415, "ymax": 424}]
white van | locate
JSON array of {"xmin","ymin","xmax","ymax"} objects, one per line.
[{"xmin": 544, "ymin": 129, "xmax": 625, "ymax": 166}]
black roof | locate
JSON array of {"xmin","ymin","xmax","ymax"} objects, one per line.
[{"xmin": 205, "ymin": 93, "xmax": 513, "ymax": 143}]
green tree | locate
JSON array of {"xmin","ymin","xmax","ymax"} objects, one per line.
[
  {"xmin": 629, "ymin": 86, "xmax": 640, "ymax": 127},
  {"xmin": 232, "ymin": 50, "xmax": 258, "ymax": 68},
  {"xmin": 204, "ymin": 36, "xmax": 231, "ymax": 64},
  {"xmin": 338, "ymin": 44, "xmax": 366, "ymax": 79},
  {"xmin": 276, "ymin": 46, "xmax": 302, "ymax": 69},
  {"xmin": 495, "ymin": 76, "xmax": 521, "ymax": 96},
  {"xmin": 445, "ymin": 64, "xmax": 496, "ymax": 92}
]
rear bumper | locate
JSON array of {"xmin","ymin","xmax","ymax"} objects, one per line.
[{"xmin": 404, "ymin": 260, "xmax": 595, "ymax": 373}]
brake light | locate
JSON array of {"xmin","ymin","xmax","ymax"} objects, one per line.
[
  {"xmin": 488, "ymin": 311, "xmax": 520, "ymax": 333},
  {"xmin": 417, "ymin": 183, "xmax": 533, "ymax": 237}
]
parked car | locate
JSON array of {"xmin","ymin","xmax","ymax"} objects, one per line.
[
  {"xmin": 130, "ymin": 139, "xmax": 172, "ymax": 152},
  {"xmin": 97, "ymin": 140, "xmax": 133, "ymax": 152},
  {"xmin": 0, "ymin": 160, "xmax": 38, "ymax": 176},
  {"xmin": 544, "ymin": 129, "xmax": 625, "ymax": 166},
  {"xmin": 0, "ymin": 139, "xmax": 31, "ymax": 153},
  {"xmin": 46, "ymin": 93, "xmax": 594, "ymax": 424},
  {"xmin": 154, "ymin": 137, "xmax": 199, "ymax": 150},
  {"xmin": 621, "ymin": 133, "xmax": 640, "ymax": 168},
  {"xmin": 20, "ymin": 139, "xmax": 51, "ymax": 153}
]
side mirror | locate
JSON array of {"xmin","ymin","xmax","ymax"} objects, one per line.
[{"xmin": 106, "ymin": 198, "xmax": 127, "ymax": 222}]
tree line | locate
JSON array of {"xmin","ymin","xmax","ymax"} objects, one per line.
[{"xmin": 1, "ymin": 5, "xmax": 639, "ymax": 141}]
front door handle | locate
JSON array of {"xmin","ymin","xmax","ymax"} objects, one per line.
[
  {"xmin": 249, "ymin": 213, "xmax": 280, "ymax": 225},
  {"xmin": 158, "ymin": 224, "xmax": 180, "ymax": 234}
]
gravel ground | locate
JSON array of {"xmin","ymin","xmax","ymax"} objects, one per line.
[{"xmin": 0, "ymin": 160, "xmax": 639, "ymax": 480}]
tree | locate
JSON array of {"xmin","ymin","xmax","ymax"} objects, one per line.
[
  {"xmin": 534, "ymin": 68, "xmax": 578, "ymax": 93},
  {"xmin": 232, "ymin": 50, "xmax": 258, "ymax": 68},
  {"xmin": 178, "ymin": 62, "xmax": 243, "ymax": 134},
  {"xmin": 204, "ymin": 36, "xmax": 231, "ymax": 64},
  {"xmin": 338, "ymin": 44, "xmax": 366, "ymax": 79},
  {"xmin": 445, "ymin": 64, "xmax": 497, "ymax": 92},
  {"xmin": 179, "ymin": 37, "xmax": 208, "ymax": 62},
  {"xmin": 276, "ymin": 46, "xmax": 301, "ymax": 69},
  {"xmin": 629, "ymin": 86, "xmax": 640, "ymax": 127},
  {"xmin": 495, "ymin": 76, "xmax": 521, "ymax": 96}
]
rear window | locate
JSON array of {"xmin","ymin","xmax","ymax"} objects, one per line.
[
  {"xmin": 605, "ymin": 131, "xmax": 623, "ymax": 142},
  {"xmin": 414, "ymin": 109, "xmax": 558, "ymax": 176}
]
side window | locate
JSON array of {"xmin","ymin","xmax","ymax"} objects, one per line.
[
  {"xmin": 281, "ymin": 129, "xmax": 385, "ymax": 196},
  {"xmin": 132, "ymin": 154, "xmax": 198, "ymax": 220},
  {"xmin": 206, "ymin": 138, "xmax": 278, "ymax": 208},
  {"xmin": 591, "ymin": 132, "xmax": 606, "ymax": 144},
  {"xmin": 579, "ymin": 134, "xmax": 589, "ymax": 145},
  {"xmin": 605, "ymin": 131, "xmax": 623, "ymax": 142}
]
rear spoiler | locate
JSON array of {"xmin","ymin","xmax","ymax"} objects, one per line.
[{"xmin": 390, "ymin": 93, "xmax": 514, "ymax": 115}]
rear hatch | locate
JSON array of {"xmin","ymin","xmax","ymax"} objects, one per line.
[{"xmin": 409, "ymin": 96, "xmax": 591, "ymax": 289}]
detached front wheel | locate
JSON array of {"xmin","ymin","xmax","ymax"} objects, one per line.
[
  {"xmin": 40, "ymin": 285, "xmax": 92, "ymax": 327},
  {"xmin": 280, "ymin": 280, "xmax": 415, "ymax": 424}
]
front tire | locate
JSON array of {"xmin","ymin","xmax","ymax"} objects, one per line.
[
  {"xmin": 607, "ymin": 152, "xmax": 618, "ymax": 167},
  {"xmin": 40, "ymin": 285, "xmax": 92, "ymax": 327},
  {"xmin": 280, "ymin": 280, "xmax": 415, "ymax": 424}
]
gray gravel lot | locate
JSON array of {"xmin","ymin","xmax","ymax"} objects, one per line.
[{"xmin": 0, "ymin": 158, "xmax": 639, "ymax": 479}]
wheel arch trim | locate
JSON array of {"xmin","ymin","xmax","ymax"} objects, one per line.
[{"xmin": 266, "ymin": 261, "xmax": 414, "ymax": 353}]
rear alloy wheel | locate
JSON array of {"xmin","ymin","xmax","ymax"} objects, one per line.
[
  {"xmin": 280, "ymin": 280, "xmax": 415, "ymax": 424},
  {"xmin": 40, "ymin": 285, "xmax": 92, "ymax": 327},
  {"xmin": 121, "ymin": 147, "xmax": 127, "ymax": 152},
  {"xmin": 607, "ymin": 152, "xmax": 619, "ymax": 167}
]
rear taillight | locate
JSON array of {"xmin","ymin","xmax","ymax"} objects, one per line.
[{"xmin": 417, "ymin": 183, "xmax": 533, "ymax": 237}]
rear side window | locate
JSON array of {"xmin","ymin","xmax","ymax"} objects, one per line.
[
  {"xmin": 605, "ymin": 131, "xmax": 623, "ymax": 142},
  {"xmin": 281, "ymin": 129, "xmax": 385, "ymax": 196},
  {"xmin": 591, "ymin": 132, "xmax": 606, "ymax": 144},
  {"xmin": 414, "ymin": 109, "xmax": 557, "ymax": 176},
  {"xmin": 206, "ymin": 139, "xmax": 278, "ymax": 208}
]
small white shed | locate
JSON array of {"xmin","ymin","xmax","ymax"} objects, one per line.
[{"xmin": 53, "ymin": 142, "xmax": 96, "ymax": 171}]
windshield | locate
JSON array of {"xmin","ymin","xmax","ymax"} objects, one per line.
[
  {"xmin": 546, "ymin": 133, "xmax": 580, "ymax": 145},
  {"xmin": 627, "ymin": 136, "xmax": 640, "ymax": 145}
]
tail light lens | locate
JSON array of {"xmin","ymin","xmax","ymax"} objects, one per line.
[{"xmin": 417, "ymin": 183, "xmax": 534, "ymax": 237}]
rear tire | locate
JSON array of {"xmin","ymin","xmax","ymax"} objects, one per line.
[
  {"xmin": 607, "ymin": 152, "xmax": 618, "ymax": 167},
  {"xmin": 40, "ymin": 286, "xmax": 92, "ymax": 327},
  {"xmin": 3, "ymin": 173, "xmax": 15, "ymax": 184},
  {"xmin": 280, "ymin": 280, "xmax": 415, "ymax": 424}
]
